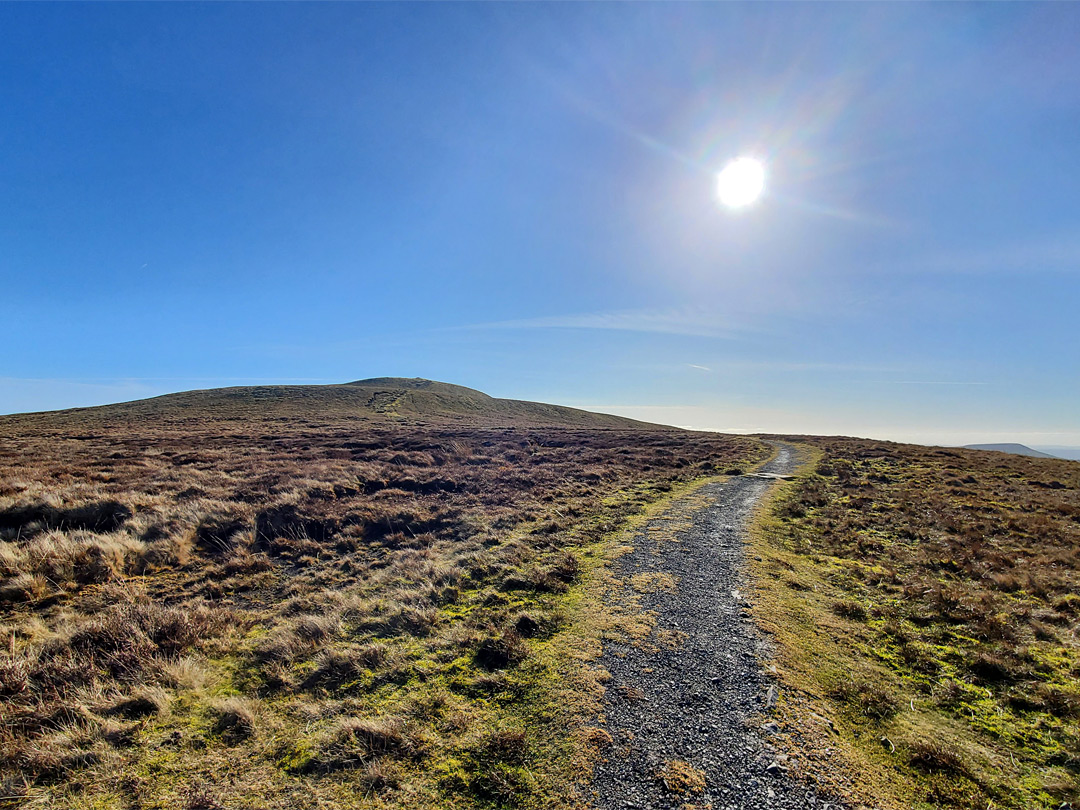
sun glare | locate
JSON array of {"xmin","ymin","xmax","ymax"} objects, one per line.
[{"xmin": 716, "ymin": 157, "xmax": 766, "ymax": 209}]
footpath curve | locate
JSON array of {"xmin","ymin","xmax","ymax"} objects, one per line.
[{"xmin": 586, "ymin": 442, "xmax": 844, "ymax": 810}]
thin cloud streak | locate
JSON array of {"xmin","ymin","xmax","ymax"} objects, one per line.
[
  {"xmin": 723, "ymin": 360, "xmax": 902, "ymax": 373},
  {"xmin": 461, "ymin": 308, "xmax": 750, "ymax": 339},
  {"xmin": 652, "ymin": 360, "xmax": 906, "ymax": 374},
  {"xmin": 876, "ymin": 380, "xmax": 989, "ymax": 386}
]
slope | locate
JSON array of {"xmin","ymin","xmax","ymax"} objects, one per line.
[
  {"xmin": 0, "ymin": 377, "xmax": 659, "ymax": 432},
  {"xmin": 962, "ymin": 443, "xmax": 1057, "ymax": 459}
]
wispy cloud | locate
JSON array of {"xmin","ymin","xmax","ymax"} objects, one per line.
[
  {"xmin": 459, "ymin": 307, "xmax": 750, "ymax": 339},
  {"xmin": 724, "ymin": 360, "xmax": 902, "ymax": 373},
  {"xmin": 650, "ymin": 360, "xmax": 906, "ymax": 374},
  {"xmin": 877, "ymin": 380, "xmax": 989, "ymax": 386}
]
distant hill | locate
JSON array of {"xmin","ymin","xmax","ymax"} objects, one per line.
[
  {"xmin": 1030, "ymin": 446, "xmax": 1080, "ymax": 462},
  {"xmin": 0, "ymin": 377, "xmax": 665, "ymax": 432},
  {"xmin": 963, "ymin": 443, "xmax": 1058, "ymax": 459}
]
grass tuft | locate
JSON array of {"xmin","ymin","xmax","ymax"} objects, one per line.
[{"xmin": 657, "ymin": 759, "xmax": 707, "ymax": 794}]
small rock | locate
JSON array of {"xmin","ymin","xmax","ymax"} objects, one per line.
[
  {"xmin": 764, "ymin": 760, "xmax": 785, "ymax": 776},
  {"xmin": 764, "ymin": 684, "xmax": 778, "ymax": 709},
  {"xmin": 761, "ymin": 721, "xmax": 781, "ymax": 735}
]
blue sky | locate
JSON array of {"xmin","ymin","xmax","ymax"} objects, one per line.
[{"xmin": 3, "ymin": 3, "xmax": 1078, "ymax": 447}]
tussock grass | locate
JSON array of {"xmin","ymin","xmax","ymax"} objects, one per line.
[{"xmin": 658, "ymin": 759, "xmax": 707, "ymax": 794}]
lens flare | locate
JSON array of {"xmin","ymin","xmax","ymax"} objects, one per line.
[{"xmin": 716, "ymin": 157, "xmax": 766, "ymax": 209}]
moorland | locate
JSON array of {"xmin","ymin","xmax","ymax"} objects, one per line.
[{"xmin": 1, "ymin": 378, "xmax": 1076, "ymax": 810}]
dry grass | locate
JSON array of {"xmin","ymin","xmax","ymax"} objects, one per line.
[
  {"xmin": 657, "ymin": 759, "xmax": 707, "ymax": 794},
  {"xmin": 750, "ymin": 437, "xmax": 1080, "ymax": 810},
  {"xmin": 0, "ymin": 396, "xmax": 766, "ymax": 808}
]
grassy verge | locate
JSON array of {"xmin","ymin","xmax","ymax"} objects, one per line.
[{"xmin": 747, "ymin": 439, "xmax": 1080, "ymax": 810}]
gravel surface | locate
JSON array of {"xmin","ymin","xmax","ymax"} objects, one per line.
[{"xmin": 586, "ymin": 443, "xmax": 844, "ymax": 810}]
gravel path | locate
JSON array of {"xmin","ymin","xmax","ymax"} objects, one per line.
[{"xmin": 586, "ymin": 443, "xmax": 843, "ymax": 810}]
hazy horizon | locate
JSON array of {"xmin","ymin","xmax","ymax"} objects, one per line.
[{"xmin": 3, "ymin": 4, "xmax": 1078, "ymax": 447}]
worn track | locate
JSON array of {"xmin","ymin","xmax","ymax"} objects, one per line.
[{"xmin": 587, "ymin": 443, "xmax": 843, "ymax": 810}]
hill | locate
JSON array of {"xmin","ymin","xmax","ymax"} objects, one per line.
[
  {"xmin": 0, "ymin": 377, "xmax": 659, "ymax": 432},
  {"xmin": 1032, "ymin": 445, "xmax": 1080, "ymax": 462},
  {"xmin": 962, "ymin": 442, "xmax": 1057, "ymax": 458}
]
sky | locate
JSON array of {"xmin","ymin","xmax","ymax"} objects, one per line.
[{"xmin": 2, "ymin": 3, "xmax": 1079, "ymax": 448}]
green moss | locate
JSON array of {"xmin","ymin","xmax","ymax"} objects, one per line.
[{"xmin": 277, "ymin": 737, "xmax": 317, "ymax": 774}]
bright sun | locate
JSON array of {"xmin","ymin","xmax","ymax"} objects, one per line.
[{"xmin": 716, "ymin": 157, "xmax": 766, "ymax": 209}]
